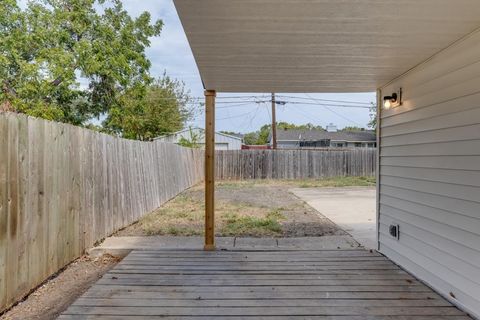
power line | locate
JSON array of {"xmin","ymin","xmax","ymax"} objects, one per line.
[
  {"xmin": 104, "ymin": 84, "xmax": 372, "ymax": 105},
  {"xmin": 266, "ymin": 101, "xmax": 272, "ymax": 122},
  {"xmin": 215, "ymin": 100, "xmax": 372, "ymax": 109},
  {"xmin": 141, "ymin": 95, "xmax": 374, "ymax": 112},
  {"xmin": 216, "ymin": 102, "xmax": 253, "ymax": 109},
  {"xmin": 197, "ymin": 100, "xmax": 373, "ymax": 112},
  {"xmin": 323, "ymin": 106, "xmax": 362, "ymax": 126},
  {"xmin": 276, "ymin": 95, "xmax": 373, "ymax": 105},
  {"xmin": 246, "ymin": 104, "xmax": 263, "ymax": 129},
  {"xmin": 215, "ymin": 100, "xmax": 266, "ymax": 104},
  {"xmin": 215, "ymin": 95, "xmax": 269, "ymax": 100},
  {"xmin": 294, "ymin": 107, "xmax": 322, "ymax": 124},
  {"xmin": 304, "ymin": 93, "xmax": 363, "ymax": 126},
  {"xmin": 138, "ymin": 95, "xmax": 374, "ymax": 106},
  {"xmin": 216, "ymin": 95, "xmax": 373, "ymax": 106},
  {"xmin": 216, "ymin": 109, "xmax": 259, "ymax": 121},
  {"xmin": 237, "ymin": 105, "xmax": 262, "ymax": 132},
  {"xmin": 281, "ymin": 101, "xmax": 372, "ymax": 108}
]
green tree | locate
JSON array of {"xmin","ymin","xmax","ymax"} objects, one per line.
[
  {"xmin": 103, "ymin": 75, "xmax": 193, "ymax": 140},
  {"xmin": 244, "ymin": 122, "xmax": 325, "ymax": 145},
  {"xmin": 0, "ymin": 0, "xmax": 162, "ymax": 124},
  {"xmin": 368, "ymin": 103, "xmax": 377, "ymax": 130},
  {"xmin": 256, "ymin": 124, "xmax": 272, "ymax": 145},
  {"xmin": 242, "ymin": 132, "xmax": 259, "ymax": 145},
  {"xmin": 177, "ymin": 127, "xmax": 203, "ymax": 148},
  {"xmin": 220, "ymin": 131, "xmax": 241, "ymax": 136}
]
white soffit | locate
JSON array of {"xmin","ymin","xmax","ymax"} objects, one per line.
[{"xmin": 173, "ymin": 0, "xmax": 480, "ymax": 93}]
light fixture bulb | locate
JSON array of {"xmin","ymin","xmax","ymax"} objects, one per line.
[
  {"xmin": 383, "ymin": 89, "xmax": 401, "ymax": 109},
  {"xmin": 384, "ymin": 100, "xmax": 392, "ymax": 109}
]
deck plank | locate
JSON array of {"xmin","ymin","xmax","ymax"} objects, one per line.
[
  {"xmin": 58, "ymin": 316, "xmax": 473, "ymax": 320},
  {"xmin": 61, "ymin": 249, "xmax": 471, "ymax": 319}
]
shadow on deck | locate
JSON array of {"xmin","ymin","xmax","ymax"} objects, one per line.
[{"xmin": 59, "ymin": 246, "xmax": 471, "ymax": 319}]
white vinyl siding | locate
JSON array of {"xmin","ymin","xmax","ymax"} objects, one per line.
[
  {"xmin": 378, "ymin": 30, "xmax": 480, "ymax": 319},
  {"xmin": 156, "ymin": 128, "xmax": 242, "ymax": 150}
]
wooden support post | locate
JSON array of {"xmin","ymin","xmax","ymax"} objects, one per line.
[{"xmin": 204, "ymin": 90, "xmax": 216, "ymax": 251}]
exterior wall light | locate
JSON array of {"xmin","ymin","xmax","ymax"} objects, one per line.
[{"xmin": 383, "ymin": 88, "xmax": 402, "ymax": 110}]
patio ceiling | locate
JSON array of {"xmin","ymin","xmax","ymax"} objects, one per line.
[{"xmin": 173, "ymin": 0, "xmax": 480, "ymax": 93}]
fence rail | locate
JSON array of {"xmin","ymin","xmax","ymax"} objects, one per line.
[
  {"xmin": 0, "ymin": 113, "xmax": 204, "ymax": 312},
  {"xmin": 215, "ymin": 149, "xmax": 376, "ymax": 180}
]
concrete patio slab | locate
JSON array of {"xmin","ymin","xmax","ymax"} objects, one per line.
[
  {"xmin": 88, "ymin": 236, "xmax": 233, "ymax": 257},
  {"xmin": 277, "ymin": 236, "xmax": 359, "ymax": 250},
  {"xmin": 291, "ymin": 187, "xmax": 377, "ymax": 249},
  {"xmin": 89, "ymin": 235, "xmax": 360, "ymax": 258}
]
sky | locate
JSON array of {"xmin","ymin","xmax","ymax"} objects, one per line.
[
  {"xmin": 20, "ymin": 0, "xmax": 377, "ymax": 133},
  {"xmin": 117, "ymin": 0, "xmax": 377, "ymax": 133}
]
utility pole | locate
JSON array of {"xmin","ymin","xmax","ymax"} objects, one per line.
[{"xmin": 271, "ymin": 93, "xmax": 277, "ymax": 149}]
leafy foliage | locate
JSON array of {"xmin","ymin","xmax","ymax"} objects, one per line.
[
  {"xmin": 103, "ymin": 75, "xmax": 193, "ymax": 140},
  {"xmin": 368, "ymin": 103, "xmax": 377, "ymax": 130},
  {"xmin": 221, "ymin": 211, "xmax": 283, "ymax": 237},
  {"xmin": 243, "ymin": 122, "xmax": 325, "ymax": 145},
  {"xmin": 0, "ymin": 0, "xmax": 164, "ymax": 128},
  {"xmin": 243, "ymin": 132, "xmax": 260, "ymax": 145},
  {"xmin": 340, "ymin": 126, "xmax": 365, "ymax": 132},
  {"xmin": 177, "ymin": 127, "xmax": 203, "ymax": 148},
  {"xmin": 220, "ymin": 131, "xmax": 241, "ymax": 137}
]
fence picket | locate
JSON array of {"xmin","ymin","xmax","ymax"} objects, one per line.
[
  {"xmin": 215, "ymin": 149, "xmax": 376, "ymax": 180},
  {"xmin": 0, "ymin": 113, "xmax": 204, "ymax": 312}
]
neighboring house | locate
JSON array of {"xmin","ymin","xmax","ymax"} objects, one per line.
[
  {"xmin": 270, "ymin": 125, "xmax": 376, "ymax": 149},
  {"xmin": 224, "ymin": 132, "xmax": 245, "ymax": 141},
  {"xmin": 155, "ymin": 127, "xmax": 243, "ymax": 150}
]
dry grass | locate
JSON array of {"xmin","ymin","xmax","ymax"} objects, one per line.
[
  {"xmin": 136, "ymin": 194, "xmax": 286, "ymax": 237},
  {"xmin": 122, "ymin": 177, "xmax": 374, "ymax": 238},
  {"xmin": 215, "ymin": 176, "xmax": 375, "ymax": 189},
  {"xmin": 295, "ymin": 176, "xmax": 376, "ymax": 188}
]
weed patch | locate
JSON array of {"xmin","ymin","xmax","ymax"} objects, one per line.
[{"xmin": 221, "ymin": 211, "xmax": 283, "ymax": 237}]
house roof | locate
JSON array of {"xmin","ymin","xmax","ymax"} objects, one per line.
[
  {"xmin": 173, "ymin": 0, "xmax": 480, "ymax": 92},
  {"xmin": 155, "ymin": 127, "xmax": 243, "ymax": 141},
  {"xmin": 274, "ymin": 129, "xmax": 376, "ymax": 143},
  {"xmin": 225, "ymin": 132, "xmax": 244, "ymax": 140}
]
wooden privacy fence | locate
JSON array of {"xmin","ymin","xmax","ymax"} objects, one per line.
[
  {"xmin": 0, "ymin": 112, "xmax": 204, "ymax": 312},
  {"xmin": 215, "ymin": 149, "xmax": 376, "ymax": 180}
]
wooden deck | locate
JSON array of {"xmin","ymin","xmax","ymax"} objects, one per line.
[{"xmin": 59, "ymin": 249, "xmax": 471, "ymax": 319}]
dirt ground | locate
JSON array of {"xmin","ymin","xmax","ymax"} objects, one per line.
[
  {"xmin": 0, "ymin": 255, "xmax": 120, "ymax": 320},
  {"xmin": 116, "ymin": 177, "xmax": 374, "ymax": 238},
  {"xmin": 211, "ymin": 180, "xmax": 344, "ymax": 237}
]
